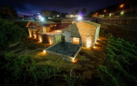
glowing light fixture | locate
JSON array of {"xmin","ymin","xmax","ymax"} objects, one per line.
[
  {"xmin": 30, "ymin": 34, "xmax": 31, "ymax": 37},
  {"xmin": 120, "ymin": 11, "xmax": 124, "ymax": 15},
  {"xmin": 49, "ymin": 37, "xmax": 52, "ymax": 44},
  {"xmin": 86, "ymin": 40, "xmax": 91, "ymax": 48},
  {"xmin": 40, "ymin": 17, "xmax": 44, "ymax": 21},
  {"xmin": 120, "ymin": 4, "xmax": 124, "ymax": 8},
  {"xmin": 39, "ymin": 37, "xmax": 42, "ymax": 42},
  {"xmin": 72, "ymin": 58, "xmax": 76, "ymax": 62},
  {"xmin": 34, "ymin": 34, "xmax": 36, "ymax": 38},
  {"xmin": 77, "ymin": 15, "xmax": 82, "ymax": 21},
  {"xmin": 93, "ymin": 46, "xmax": 95, "ymax": 49},
  {"xmin": 43, "ymin": 50, "xmax": 46, "ymax": 53}
]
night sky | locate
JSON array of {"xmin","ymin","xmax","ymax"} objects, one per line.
[{"xmin": 1, "ymin": 0, "xmax": 123, "ymax": 16}]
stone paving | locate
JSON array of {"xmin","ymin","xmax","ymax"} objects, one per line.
[{"xmin": 47, "ymin": 42, "xmax": 81, "ymax": 57}]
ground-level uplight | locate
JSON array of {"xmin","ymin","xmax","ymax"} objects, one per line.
[
  {"xmin": 71, "ymin": 58, "xmax": 76, "ymax": 62},
  {"xmin": 43, "ymin": 50, "xmax": 46, "ymax": 53},
  {"xmin": 34, "ymin": 34, "xmax": 36, "ymax": 38},
  {"xmin": 39, "ymin": 38, "xmax": 42, "ymax": 42},
  {"xmin": 86, "ymin": 40, "xmax": 91, "ymax": 48},
  {"xmin": 29, "ymin": 34, "xmax": 32, "ymax": 37}
]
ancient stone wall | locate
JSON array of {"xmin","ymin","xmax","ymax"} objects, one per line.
[{"xmin": 98, "ymin": 18, "xmax": 137, "ymax": 27}]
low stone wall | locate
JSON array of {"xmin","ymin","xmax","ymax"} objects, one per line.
[{"xmin": 98, "ymin": 18, "xmax": 137, "ymax": 27}]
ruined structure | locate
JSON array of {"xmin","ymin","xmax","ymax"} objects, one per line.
[
  {"xmin": 26, "ymin": 20, "xmax": 100, "ymax": 62},
  {"xmin": 62, "ymin": 21, "xmax": 100, "ymax": 48}
]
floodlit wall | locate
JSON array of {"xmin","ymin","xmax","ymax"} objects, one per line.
[
  {"xmin": 28, "ymin": 28, "xmax": 32, "ymax": 37},
  {"xmin": 38, "ymin": 35, "xmax": 43, "ymax": 42},
  {"xmin": 46, "ymin": 26, "xmax": 50, "ymax": 32},
  {"xmin": 42, "ymin": 27, "xmax": 46, "ymax": 33},
  {"xmin": 76, "ymin": 22, "xmax": 96, "ymax": 48},
  {"xmin": 94, "ymin": 26, "xmax": 100, "ymax": 47},
  {"xmin": 48, "ymin": 36, "xmax": 55, "ymax": 44}
]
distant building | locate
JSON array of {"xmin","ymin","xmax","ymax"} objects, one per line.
[
  {"xmin": 41, "ymin": 10, "xmax": 52, "ymax": 18},
  {"xmin": 0, "ymin": 4, "xmax": 17, "ymax": 19},
  {"xmin": 66, "ymin": 14, "xmax": 78, "ymax": 18},
  {"xmin": 94, "ymin": 0, "xmax": 137, "ymax": 17},
  {"xmin": 41, "ymin": 10, "xmax": 61, "ymax": 19},
  {"xmin": 61, "ymin": 13, "xmax": 68, "ymax": 18},
  {"xmin": 51, "ymin": 11, "xmax": 61, "ymax": 18}
]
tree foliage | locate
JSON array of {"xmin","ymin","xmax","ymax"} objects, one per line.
[
  {"xmin": 98, "ymin": 35, "xmax": 137, "ymax": 86},
  {"xmin": 75, "ymin": 10, "xmax": 79, "ymax": 15},
  {"xmin": 81, "ymin": 8, "xmax": 87, "ymax": 15},
  {"xmin": 0, "ymin": 53, "xmax": 60, "ymax": 85},
  {"xmin": 0, "ymin": 18, "xmax": 27, "ymax": 51}
]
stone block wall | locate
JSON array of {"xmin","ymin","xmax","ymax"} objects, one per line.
[{"xmin": 98, "ymin": 18, "xmax": 137, "ymax": 27}]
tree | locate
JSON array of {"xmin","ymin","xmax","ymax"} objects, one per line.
[
  {"xmin": 81, "ymin": 8, "xmax": 87, "ymax": 15},
  {"xmin": 88, "ymin": 11, "xmax": 95, "ymax": 17},
  {"xmin": 75, "ymin": 10, "xmax": 79, "ymax": 15},
  {"xmin": 0, "ymin": 18, "xmax": 27, "ymax": 51}
]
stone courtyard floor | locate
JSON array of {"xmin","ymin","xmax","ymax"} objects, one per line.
[{"xmin": 47, "ymin": 42, "xmax": 81, "ymax": 57}]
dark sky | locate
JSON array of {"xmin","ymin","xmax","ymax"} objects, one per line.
[{"xmin": 1, "ymin": 0, "xmax": 123, "ymax": 16}]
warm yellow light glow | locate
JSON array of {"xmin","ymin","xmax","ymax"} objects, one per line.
[
  {"xmin": 39, "ymin": 38, "xmax": 42, "ymax": 42},
  {"xmin": 73, "ymin": 37, "xmax": 79, "ymax": 44},
  {"xmin": 86, "ymin": 41, "xmax": 91, "ymax": 48},
  {"xmin": 71, "ymin": 58, "xmax": 76, "ymax": 62},
  {"xmin": 93, "ymin": 46, "xmax": 95, "ymax": 49},
  {"xmin": 30, "ymin": 34, "xmax": 32, "ymax": 37},
  {"xmin": 43, "ymin": 50, "xmax": 46, "ymax": 53},
  {"xmin": 34, "ymin": 34, "xmax": 36, "ymax": 38},
  {"xmin": 55, "ymin": 30, "xmax": 61, "ymax": 33},
  {"xmin": 71, "ymin": 15, "xmax": 73, "ymax": 17},
  {"xmin": 57, "ymin": 30, "xmax": 60, "ymax": 33},
  {"xmin": 49, "ymin": 38, "xmax": 52, "ymax": 44},
  {"xmin": 120, "ymin": 4, "xmax": 124, "ymax": 8},
  {"xmin": 104, "ymin": 9, "xmax": 106, "ymax": 12}
]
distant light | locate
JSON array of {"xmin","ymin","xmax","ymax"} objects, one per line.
[
  {"xmin": 39, "ymin": 37, "xmax": 42, "ymax": 42},
  {"xmin": 38, "ymin": 13, "xmax": 40, "ymax": 14},
  {"xmin": 120, "ymin": 11, "xmax": 124, "ymax": 15},
  {"xmin": 77, "ymin": 15, "xmax": 82, "ymax": 21},
  {"xmin": 86, "ymin": 40, "xmax": 91, "ymax": 48},
  {"xmin": 38, "ymin": 15, "xmax": 41, "ymax": 18},
  {"xmin": 30, "ymin": 34, "xmax": 32, "ymax": 37},
  {"xmin": 109, "ymin": 13, "xmax": 111, "ymax": 17},
  {"xmin": 40, "ymin": 17, "xmax": 44, "ymax": 21},
  {"xmin": 70, "ymin": 15, "xmax": 73, "ymax": 17}
]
